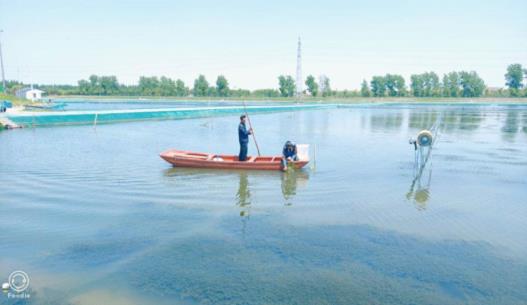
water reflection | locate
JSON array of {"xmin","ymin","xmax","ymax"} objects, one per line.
[
  {"xmin": 281, "ymin": 170, "xmax": 310, "ymax": 204},
  {"xmin": 522, "ymin": 112, "xmax": 527, "ymax": 133},
  {"xmin": 359, "ymin": 105, "xmax": 527, "ymax": 137},
  {"xmin": 406, "ymin": 164, "xmax": 433, "ymax": 210},
  {"xmin": 501, "ymin": 109, "xmax": 520, "ymax": 141},
  {"xmin": 409, "ymin": 111, "xmax": 439, "ymax": 130},
  {"xmin": 236, "ymin": 172, "xmax": 252, "ymax": 220},
  {"xmin": 370, "ymin": 113, "xmax": 403, "ymax": 130},
  {"xmin": 407, "ymin": 127, "xmax": 436, "ymax": 210},
  {"xmin": 164, "ymin": 167, "xmax": 309, "ymax": 212},
  {"xmin": 410, "ymin": 110, "xmax": 485, "ymax": 132},
  {"xmin": 233, "ymin": 170, "xmax": 309, "ymax": 233}
]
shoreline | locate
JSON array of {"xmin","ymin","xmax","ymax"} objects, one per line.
[{"xmin": 49, "ymin": 95, "xmax": 527, "ymax": 104}]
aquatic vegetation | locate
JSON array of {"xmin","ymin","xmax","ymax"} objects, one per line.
[{"xmin": 118, "ymin": 220, "xmax": 527, "ymax": 305}]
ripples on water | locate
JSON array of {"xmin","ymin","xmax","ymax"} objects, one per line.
[{"xmin": 0, "ymin": 103, "xmax": 526, "ymax": 305}]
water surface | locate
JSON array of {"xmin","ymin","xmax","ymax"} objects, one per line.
[
  {"xmin": 1, "ymin": 103, "xmax": 526, "ymax": 305},
  {"xmin": 55, "ymin": 98, "xmax": 298, "ymax": 111}
]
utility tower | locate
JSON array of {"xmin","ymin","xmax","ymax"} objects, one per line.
[
  {"xmin": 0, "ymin": 30, "xmax": 6, "ymax": 92},
  {"xmin": 295, "ymin": 37, "xmax": 302, "ymax": 97}
]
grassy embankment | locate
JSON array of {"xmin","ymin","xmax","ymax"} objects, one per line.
[
  {"xmin": 0, "ymin": 93, "xmax": 34, "ymax": 129},
  {"xmin": 0, "ymin": 92, "xmax": 32, "ymax": 106}
]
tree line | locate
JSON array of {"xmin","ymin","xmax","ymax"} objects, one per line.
[
  {"xmin": 3, "ymin": 63, "xmax": 526, "ymax": 98},
  {"xmin": 30, "ymin": 75, "xmax": 281, "ymax": 98},
  {"xmin": 360, "ymin": 71, "xmax": 486, "ymax": 98},
  {"xmin": 360, "ymin": 64, "xmax": 526, "ymax": 98}
]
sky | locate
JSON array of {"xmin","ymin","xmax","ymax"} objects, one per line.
[{"xmin": 1, "ymin": 0, "xmax": 526, "ymax": 90}]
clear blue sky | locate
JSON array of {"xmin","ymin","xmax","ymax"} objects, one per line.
[{"xmin": 1, "ymin": 0, "xmax": 526, "ymax": 89}]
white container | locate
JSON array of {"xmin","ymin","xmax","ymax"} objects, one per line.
[
  {"xmin": 296, "ymin": 144, "xmax": 310, "ymax": 161},
  {"xmin": 2, "ymin": 282, "xmax": 9, "ymax": 290}
]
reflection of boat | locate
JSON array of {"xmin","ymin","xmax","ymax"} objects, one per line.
[{"xmin": 160, "ymin": 150, "xmax": 309, "ymax": 170}]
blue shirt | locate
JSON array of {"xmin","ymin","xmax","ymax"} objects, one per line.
[
  {"xmin": 283, "ymin": 145, "xmax": 297, "ymax": 158},
  {"xmin": 238, "ymin": 122, "xmax": 250, "ymax": 144}
]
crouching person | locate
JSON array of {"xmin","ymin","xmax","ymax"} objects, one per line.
[{"xmin": 281, "ymin": 141, "xmax": 298, "ymax": 171}]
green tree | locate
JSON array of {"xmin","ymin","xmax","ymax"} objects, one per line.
[
  {"xmin": 411, "ymin": 72, "xmax": 440, "ymax": 97},
  {"xmin": 278, "ymin": 75, "xmax": 296, "ymax": 97},
  {"xmin": 305, "ymin": 75, "xmax": 318, "ymax": 96},
  {"xmin": 320, "ymin": 75, "xmax": 331, "ymax": 97},
  {"xmin": 139, "ymin": 76, "xmax": 160, "ymax": 96},
  {"xmin": 159, "ymin": 76, "xmax": 176, "ymax": 96},
  {"xmin": 78, "ymin": 79, "xmax": 90, "ymax": 95},
  {"xmin": 442, "ymin": 72, "xmax": 460, "ymax": 97},
  {"xmin": 505, "ymin": 64, "xmax": 524, "ymax": 96},
  {"xmin": 230, "ymin": 89, "xmax": 251, "ymax": 97},
  {"xmin": 252, "ymin": 89, "xmax": 280, "ymax": 98},
  {"xmin": 394, "ymin": 75, "xmax": 406, "ymax": 96},
  {"xmin": 423, "ymin": 72, "xmax": 440, "ymax": 97},
  {"xmin": 335, "ymin": 89, "xmax": 360, "ymax": 98},
  {"xmin": 370, "ymin": 76, "xmax": 386, "ymax": 97},
  {"xmin": 99, "ymin": 76, "xmax": 119, "ymax": 95},
  {"xmin": 88, "ymin": 75, "xmax": 101, "ymax": 95},
  {"xmin": 175, "ymin": 79, "xmax": 188, "ymax": 96},
  {"xmin": 207, "ymin": 86, "xmax": 217, "ymax": 97},
  {"xmin": 385, "ymin": 74, "xmax": 406, "ymax": 96},
  {"xmin": 193, "ymin": 75, "xmax": 209, "ymax": 96},
  {"xmin": 216, "ymin": 75, "xmax": 230, "ymax": 97},
  {"xmin": 385, "ymin": 74, "xmax": 397, "ymax": 96},
  {"xmin": 410, "ymin": 74, "xmax": 424, "ymax": 97},
  {"xmin": 360, "ymin": 79, "xmax": 371, "ymax": 97},
  {"xmin": 459, "ymin": 71, "xmax": 486, "ymax": 97}
]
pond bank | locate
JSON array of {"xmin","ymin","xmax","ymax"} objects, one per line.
[
  {"xmin": 5, "ymin": 104, "xmax": 334, "ymax": 128},
  {"xmin": 50, "ymin": 95, "xmax": 527, "ymax": 104}
]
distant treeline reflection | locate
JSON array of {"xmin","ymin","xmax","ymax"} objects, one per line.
[{"xmin": 367, "ymin": 107, "xmax": 527, "ymax": 135}]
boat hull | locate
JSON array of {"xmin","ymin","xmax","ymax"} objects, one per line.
[{"xmin": 160, "ymin": 149, "xmax": 308, "ymax": 170}]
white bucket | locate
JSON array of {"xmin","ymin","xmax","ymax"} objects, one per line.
[{"xmin": 296, "ymin": 144, "xmax": 310, "ymax": 161}]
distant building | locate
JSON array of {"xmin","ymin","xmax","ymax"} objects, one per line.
[{"xmin": 16, "ymin": 87, "xmax": 45, "ymax": 101}]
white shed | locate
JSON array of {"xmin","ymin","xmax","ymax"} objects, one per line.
[{"xmin": 16, "ymin": 87, "xmax": 45, "ymax": 101}]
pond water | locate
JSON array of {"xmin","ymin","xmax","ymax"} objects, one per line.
[
  {"xmin": 54, "ymin": 98, "xmax": 296, "ymax": 111},
  {"xmin": 1, "ymin": 102, "xmax": 526, "ymax": 305}
]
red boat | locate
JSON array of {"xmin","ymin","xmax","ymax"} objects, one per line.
[{"xmin": 160, "ymin": 149, "xmax": 309, "ymax": 170}]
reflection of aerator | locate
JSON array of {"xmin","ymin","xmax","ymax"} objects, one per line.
[{"xmin": 406, "ymin": 163, "xmax": 432, "ymax": 210}]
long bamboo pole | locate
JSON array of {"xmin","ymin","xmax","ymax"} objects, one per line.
[{"xmin": 242, "ymin": 101, "xmax": 261, "ymax": 156}]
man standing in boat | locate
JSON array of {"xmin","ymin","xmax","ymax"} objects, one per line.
[{"xmin": 238, "ymin": 115, "xmax": 253, "ymax": 161}]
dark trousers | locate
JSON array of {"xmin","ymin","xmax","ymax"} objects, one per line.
[{"xmin": 239, "ymin": 143, "xmax": 248, "ymax": 161}]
